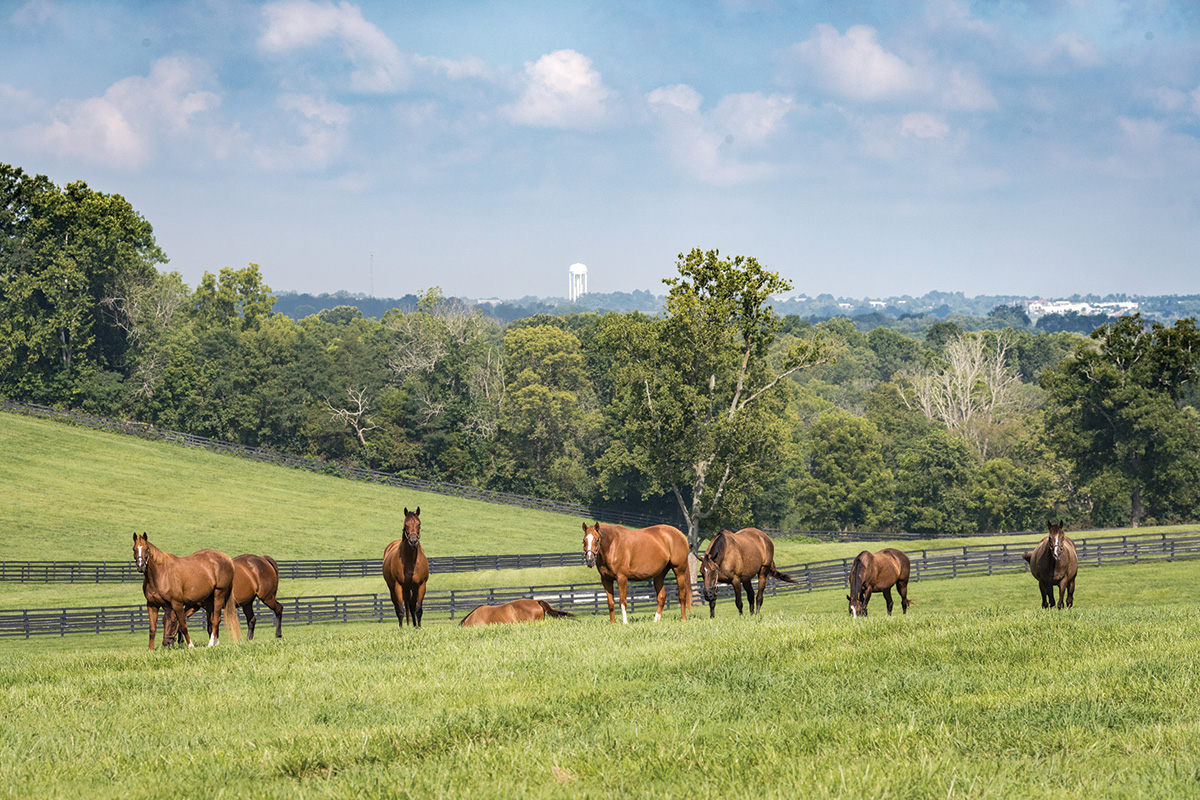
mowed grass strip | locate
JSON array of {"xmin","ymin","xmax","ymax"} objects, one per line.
[{"xmin": 2, "ymin": 589, "xmax": 1198, "ymax": 800}]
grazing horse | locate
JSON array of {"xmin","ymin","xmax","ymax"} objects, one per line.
[
  {"xmin": 133, "ymin": 532, "xmax": 240, "ymax": 650},
  {"xmin": 163, "ymin": 553, "xmax": 285, "ymax": 645},
  {"xmin": 1024, "ymin": 520, "xmax": 1077, "ymax": 610},
  {"xmin": 382, "ymin": 507, "xmax": 430, "ymax": 628},
  {"xmin": 846, "ymin": 548, "xmax": 912, "ymax": 618},
  {"xmin": 699, "ymin": 528, "xmax": 798, "ymax": 618},
  {"xmin": 582, "ymin": 521, "xmax": 692, "ymax": 624},
  {"xmin": 460, "ymin": 598, "xmax": 576, "ymax": 626}
]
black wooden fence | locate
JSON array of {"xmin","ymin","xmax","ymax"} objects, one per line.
[
  {"xmin": 1, "ymin": 398, "xmax": 669, "ymax": 529},
  {"xmin": 5, "ymin": 531, "xmax": 1198, "ymax": 638},
  {"xmin": 0, "ymin": 552, "xmax": 588, "ymax": 583}
]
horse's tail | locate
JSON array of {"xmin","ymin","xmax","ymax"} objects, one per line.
[
  {"xmin": 263, "ymin": 555, "xmax": 281, "ymax": 579},
  {"xmin": 768, "ymin": 563, "xmax": 800, "ymax": 585},
  {"xmin": 537, "ymin": 600, "xmax": 576, "ymax": 619},
  {"xmin": 223, "ymin": 596, "xmax": 242, "ymax": 643},
  {"xmin": 1022, "ymin": 550, "xmax": 1033, "ymax": 563}
]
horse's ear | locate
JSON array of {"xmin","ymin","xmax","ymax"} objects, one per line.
[
  {"xmin": 846, "ymin": 595, "xmax": 852, "ymax": 602},
  {"xmin": 133, "ymin": 532, "xmax": 138, "ymax": 542},
  {"xmin": 1057, "ymin": 519, "xmax": 1064, "ymax": 529},
  {"xmin": 582, "ymin": 522, "xmax": 588, "ymax": 533},
  {"xmin": 404, "ymin": 507, "xmax": 409, "ymax": 516},
  {"xmin": 415, "ymin": 507, "xmax": 420, "ymax": 517}
]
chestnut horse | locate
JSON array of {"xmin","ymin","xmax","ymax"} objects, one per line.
[
  {"xmin": 163, "ymin": 553, "xmax": 284, "ymax": 645},
  {"xmin": 460, "ymin": 598, "xmax": 575, "ymax": 626},
  {"xmin": 383, "ymin": 507, "xmax": 429, "ymax": 628},
  {"xmin": 846, "ymin": 548, "xmax": 912, "ymax": 618},
  {"xmin": 699, "ymin": 528, "xmax": 798, "ymax": 618},
  {"xmin": 582, "ymin": 522, "xmax": 692, "ymax": 624},
  {"xmin": 133, "ymin": 532, "xmax": 240, "ymax": 650},
  {"xmin": 1024, "ymin": 520, "xmax": 1077, "ymax": 609}
]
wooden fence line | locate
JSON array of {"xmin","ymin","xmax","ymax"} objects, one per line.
[{"xmin": 5, "ymin": 531, "xmax": 1198, "ymax": 638}]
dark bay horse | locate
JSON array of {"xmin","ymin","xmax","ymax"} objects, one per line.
[
  {"xmin": 846, "ymin": 548, "xmax": 912, "ymax": 618},
  {"xmin": 1024, "ymin": 520, "xmax": 1077, "ymax": 609},
  {"xmin": 460, "ymin": 598, "xmax": 575, "ymax": 626},
  {"xmin": 133, "ymin": 532, "xmax": 240, "ymax": 650},
  {"xmin": 163, "ymin": 553, "xmax": 284, "ymax": 644},
  {"xmin": 699, "ymin": 528, "xmax": 798, "ymax": 618},
  {"xmin": 383, "ymin": 507, "xmax": 429, "ymax": 628},
  {"xmin": 582, "ymin": 521, "xmax": 692, "ymax": 624}
]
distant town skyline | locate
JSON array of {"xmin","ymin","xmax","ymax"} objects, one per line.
[{"xmin": 3, "ymin": 1, "xmax": 1199, "ymax": 300}]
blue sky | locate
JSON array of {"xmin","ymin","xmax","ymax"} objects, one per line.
[{"xmin": 2, "ymin": 1, "xmax": 1199, "ymax": 301}]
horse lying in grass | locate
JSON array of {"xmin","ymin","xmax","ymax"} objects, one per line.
[
  {"xmin": 459, "ymin": 598, "xmax": 575, "ymax": 626},
  {"xmin": 133, "ymin": 532, "xmax": 240, "ymax": 650},
  {"xmin": 1024, "ymin": 520, "xmax": 1077, "ymax": 610},
  {"xmin": 846, "ymin": 548, "xmax": 912, "ymax": 618},
  {"xmin": 699, "ymin": 528, "xmax": 798, "ymax": 618},
  {"xmin": 583, "ymin": 521, "xmax": 692, "ymax": 624}
]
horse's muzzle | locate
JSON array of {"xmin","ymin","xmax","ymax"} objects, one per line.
[{"xmin": 584, "ymin": 553, "xmax": 596, "ymax": 568}]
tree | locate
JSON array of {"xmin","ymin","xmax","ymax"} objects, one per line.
[
  {"xmin": 599, "ymin": 248, "xmax": 829, "ymax": 556},
  {"xmin": 0, "ymin": 165, "xmax": 166, "ymax": 402},
  {"xmin": 1040, "ymin": 314, "xmax": 1200, "ymax": 527},
  {"xmin": 892, "ymin": 429, "xmax": 978, "ymax": 534},
  {"xmin": 191, "ymin": 264, "xmax": 274, "ymax": 330},
  {"xmin": 796, "ymin": 411, "xmax": 895, "ymax": 531}
]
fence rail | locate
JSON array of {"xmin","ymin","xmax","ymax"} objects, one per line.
[
  {"xmin": 1, "ymin": 398, "xmax": 670, "ymax": 529},
  {"xmin": 5, "ymin": 531, "xmax": 1198, "ymax": 638},
  {"xmin": 0, "ymin": 551, "xmax": 588, "ymax": 583}
]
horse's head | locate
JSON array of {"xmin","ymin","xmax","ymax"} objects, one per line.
[
  {"xmin": 847, "ymin": 593, "xmax": 867, "ymax": 618},
  {"xmin": 699, "ymin": 530, "xmax": 730, "ymax": 603},
  {"xmin": 1047, "ymin": 519, "xmax": 1065, "ymax": 560},
  {"xmin": 582, "ymin": 522, "xmax": 602, "ymax": 568},
  {"xmin": 132, "ymin": 532, "xmax": 150, "ymax": 573},
  {"xmin": 402, "ymin": 507, "xmax": 421, "ymax": 547}
]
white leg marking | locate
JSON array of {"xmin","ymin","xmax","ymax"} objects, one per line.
[
  {"xmin": 187, "ymin": 641, "xmax": 195, "ymax": 649},
  {"xmin": 654, "ymin": 612, "xmax": 662, "ymax": 622},
  {"xmin": 208, "ymin": 632, "xmax": 217, "ymax": 647},
  {"xmin": 621, "ymin": 604, "xmax": 628, "ymax": 625}
]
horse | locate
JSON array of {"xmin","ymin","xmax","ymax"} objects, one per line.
[
  {"xmin": 459, "ymin": 598, "xmax": 576, "ymax": 626},
  {"xmin": 1023, "ymin": 520, "xmax": 1077, "ymax": 610},
  {"xmin": 133, "ymin": 532, "xmax": 240, "ymax": 650},
  {"xmin": 162, "ymin": 553, "xmax": 284, "ymax": 645},
  {"xmin": 699, "ymin": 528, "xmax": 798, "ymax": 618},
  {"xmin": 382, "ymin": 507, "xmax": 430, "ymax": 628},
  {"xmin": 846, "ymin": 548, "xmax": 912, "ymax": 618},
  {"xmin": 582, "ymin": 521, "xmax": 692, "ymax": 624}
]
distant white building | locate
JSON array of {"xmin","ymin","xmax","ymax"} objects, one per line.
[
  {"xmin": 1027, "ymin": 300, "xmax": 1139, "ymax": 318},
  {"xmin": 568, "ymin": 263, "xmax": 588, "ymax": 302}
]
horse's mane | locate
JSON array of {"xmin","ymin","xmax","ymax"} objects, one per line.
[
  {"xmin": 849, "ymin": 551, "xmax": 870, "ymax": 599},
  {"xmin": 706, "ymin": 530, "xmax": 731, "ymax": 563}
]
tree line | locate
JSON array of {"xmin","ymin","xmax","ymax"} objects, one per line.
[{"xmin": 4, "ymin": 163, "xmax": 1199, "ymax": 547}]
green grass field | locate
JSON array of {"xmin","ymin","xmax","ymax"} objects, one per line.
[{"xmin": 3, "ymin": 563, "xmax": 1198, "ymax": 799}]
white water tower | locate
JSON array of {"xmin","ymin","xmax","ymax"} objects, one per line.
[{"xmin": 568, "ymin": 263, "xmax": 588, "ymax": 302}]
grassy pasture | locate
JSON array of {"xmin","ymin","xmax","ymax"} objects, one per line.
[{"xmin": 3, "ymin": 561, "xmax": 1199, "ymax": 799}]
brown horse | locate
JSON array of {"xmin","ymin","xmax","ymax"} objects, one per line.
[
  {"xmin": 699, "ymin": 528, "xmax": 798, "ymax": 618},
  {"xmin": 1024, "ymin": 520, "xmax": 1077, "ymax": 609},
  {"xmin": 133, "ymin": 532, "xmax": 240, "ymax": 650},
  {"xmin": 459, "ymin": 598, "xmax": 576, "ymax": 626},
  {"xmin": 383, "ymin": 507, "xmax": 430, "ymax": 628},
  {"xmin": 846, "ymin": 548, "xmax": 912, "ymax": 618},
  {"xmin": 582, "ymin": 521, "xmax": 692, "ymax": 624},
  {"xmin": 163, "ymin": 553, "xmax": 284, "ymax": 645}
]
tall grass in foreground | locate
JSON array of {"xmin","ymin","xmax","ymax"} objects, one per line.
[{"xmin": 2, "ymin": 603, "xmax": 1198, "ymax": 799}]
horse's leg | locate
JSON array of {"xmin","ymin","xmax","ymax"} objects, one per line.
[
  {"xmin": 1040, "ymin": 581, "xmax": 1052, "ymax": 609},
  {"xmin": 617, "ymin": 574, "xmax": 630, "ymax": 625},
  {"xmin": 242, "ymin": 600, "xmax": 257, "ymax": 640},
  {"xmin": 862, "ymin": 588, "xmax": 873, "ymax": 616},
  {"xmin": 743, "ymin": 578, "xmax": 756, "ymax": 615},
  {"xmin": 265, "ymin": 596, "xmax": 284, "ymax": 638},
  {"xmin": 205, "ymin": 597, "xmax": 220, "ymax": 647},
  {"xmin": 732, "ymin": 581, "xmax": 744, "ymax": 615},
  {"xmin": 652, "ymin": 573, "xmax": 666, "ymax": 622},
  {"xmin": 601, "ymin": 577, "xmax": 616, "ymax": 624},
  {"xmin": 675, "ymin": 566, "xmax": 691, "ymax": 621},
  {"xmin": 148, "ymin": 606, "xmax": 159, "ymax": 651},
  {"xmin": 883, "ymin": 587, "xmax": 894, "ymax": 616},
  {"xmin": 897, "ymin": 579, "xmax": 910, "ymax": 613},
  {"xmin": 414, "ymin": 582, "xmax": 426, "ymax": 628},
  {"xmin": 754, "ymin": 569, "xmax": 768, "ymax": 613},
  {"xmin": 388, "ymin": 581, "xmax": 405, "ymax": 628},
  {"xmin": 402, "ymin": 584, "xmax": 415, "ymax": 627},
  {"xmin": 1066, "ymin": 577, "xmax": 1075, "ymax": 609},
  {"xmin": 172, "ymin": 602, "xmax": 195, "ymax": 648}
]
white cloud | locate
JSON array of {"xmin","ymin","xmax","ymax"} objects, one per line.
[
  {"xmin": 647, "ymin": 85, "xmax": 793, "ymax": 185},
  {"xmin": 16, "ymin": 57, "xmax": 220, "ymax": 170},
  {"xmin": 413, "ymin": 54, "xmax": 491, "ymax": 82},
  {"xmin": 1193, "ymin": 84, "xmax": 1200, "ymax": 115},
  {"xmin": 792, "ymin": 24, "xmax": 917, "ymax": 101},
  {"xmin": 900, "ymin": 112, "xmax": 949, "ymax": 139},
  {"xmin": 505, "ymin": 49, "xmax": 615, "ymax": 129},
  {"xmin": 260, "ymin": 0, "xmax": 408, "ymax": 93},
  {"xmin": 255, "ymin": 93, "xmax": 349, "ymax": 170},
  {"xmin": 1051, "ymin": 31, "xmax": 1102, "ymax": 68}
]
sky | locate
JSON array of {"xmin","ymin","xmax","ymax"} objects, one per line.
[{"xmin": 2, "ymin": 0, "xmax": 1199, "ymax": 301}]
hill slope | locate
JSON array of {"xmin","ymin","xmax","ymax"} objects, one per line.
[{"xmin": 0, "ymin": 411, "xmax": 585, "ymax": 561}]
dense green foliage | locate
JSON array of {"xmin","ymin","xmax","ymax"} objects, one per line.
[
  {"xmin": 4, "ymin": 164, "xmax": 1199, "ymax": 536},
  {"xmin": 4, "ymin": 565, "xmax": 1200, "ymax": 799}
]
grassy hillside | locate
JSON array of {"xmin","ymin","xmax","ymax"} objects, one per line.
[
  {"xmin": 2, "ymin": 563, "xmax": 1198, "ymax": 799},
  {"xmin": 0, "ymin": 410, "xmax": 591, "ymax": 561}
]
